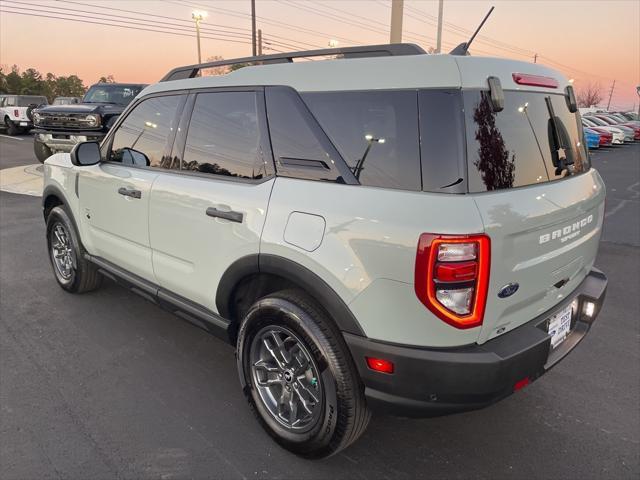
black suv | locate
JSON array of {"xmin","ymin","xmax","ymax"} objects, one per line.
[{"xmin": 32, "ymin": 83, "xmax": 146, "ymax": 162}]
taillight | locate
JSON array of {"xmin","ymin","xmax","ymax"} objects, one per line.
[
  {"xmin": 14, "ymin": 109, "xmax": 19, "ymax": 117},
  {"xmin": 512, "ymin": 73, "xmax": 559, "ymax": 89},
  {"xmin": 415, "ymin": 234, "xmax": 490, "ymax": 329}
]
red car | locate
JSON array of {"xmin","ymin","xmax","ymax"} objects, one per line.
[{"xmin": 589, "ymin": 127, "xmax": 614, "ymax": 146}]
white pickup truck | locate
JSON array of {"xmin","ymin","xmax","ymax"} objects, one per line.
[{"xmin": 0, "ymin": 94, "xmax": 48, "ymax": 135}]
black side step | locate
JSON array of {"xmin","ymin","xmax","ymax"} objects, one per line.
[{"xmin": 86, "ymin": 254, "xmax": 231, "ymax": 342}]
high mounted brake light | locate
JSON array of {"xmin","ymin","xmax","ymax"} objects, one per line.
[
  {"xmin": 512, "ymin": 73, "xmax": 559, "ymax": 89},
  {"xmin": 415, "ymin": 234, "xmax": 490, "ymax": 329}
]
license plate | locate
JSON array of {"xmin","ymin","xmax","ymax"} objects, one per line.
[
  {"xmin": 548, "ymin": 303, "xmax": 572, "ymax": 349},
  {"xmin": 19, "ymin": 122, "xmax": 28, "ymax": 126}
]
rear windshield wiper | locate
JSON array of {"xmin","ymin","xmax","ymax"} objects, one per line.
[{"xmin": 544, "ymin": 96, "xmax": 572, "ymax": 176}]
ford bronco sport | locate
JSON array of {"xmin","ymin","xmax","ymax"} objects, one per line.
[{"xmin": 42, "ymin": 44, "xmax": 607, "ymax": 458}]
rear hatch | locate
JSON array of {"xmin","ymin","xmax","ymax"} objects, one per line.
[{"xmin": 460, "ymin": 88, "xmax": 605, "ymax": 344}]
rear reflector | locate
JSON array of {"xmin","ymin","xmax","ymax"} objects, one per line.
[
  {"xmin": 366, "ymin": 357, "xmax": 394, "ymax": 374},
  {"xmin": 435, "ymin": 261, "xmax": 478, "ymax": 282},
  {"xmin": 514, "ymin": 377, "xmax": 531, "ymax": 391},
  {"xmin": 512, "ymin": 73, "xmax": 559, "ymax": 89}
]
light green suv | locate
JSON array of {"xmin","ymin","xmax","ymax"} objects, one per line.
[{"xmin": 41, "ymin": 44, "xmax": 608, "ymax": 458}]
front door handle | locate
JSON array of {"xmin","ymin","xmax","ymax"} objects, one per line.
[
  {"xmin": 118, "ymin": 187, "xmax": 142, "ymax": 199},
  {"xmin": 206, "ymin": 207, "xmax": 243, "ymax": 223}
]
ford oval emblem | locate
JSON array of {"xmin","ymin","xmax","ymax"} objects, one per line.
[{"xmin": 498, "ymin": 283, "xmax": 519, "ymax": 298}]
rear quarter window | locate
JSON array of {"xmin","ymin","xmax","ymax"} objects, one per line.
[{"xmin": 302, "ymin": 90, "xmax": 421, "ymax": 191}]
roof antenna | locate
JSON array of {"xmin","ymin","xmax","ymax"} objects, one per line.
[{"xmin": 450, "ymin": 6, "xmax": 495, "ymax": 56}]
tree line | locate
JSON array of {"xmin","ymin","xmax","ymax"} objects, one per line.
[{"xmin": 0, "ymin": 65, "xmax": 116, "ymax": 102}]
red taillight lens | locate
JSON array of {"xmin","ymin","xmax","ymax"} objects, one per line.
[
  {"xmin": 14, "ymin": 109, "xmax": 19, "ymax": 117},
  {"xmin": 366, "ymin": 357, "xmax": 394, "ymax": 374},
  {"xmin": 415, "ymin": 234, "xmax": 490, "ymax": 329},
  {"xmin": 512, "ymin": 73, "xmax": 559, "ymax": 89}
]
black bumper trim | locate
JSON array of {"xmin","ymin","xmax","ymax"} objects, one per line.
[{"xmin": 344, "ymin": 268, "xmax": 607, "ymax": 417}]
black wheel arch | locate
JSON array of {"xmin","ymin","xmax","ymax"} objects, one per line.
[{"xmin": 216, "ymin": 254, "xmax": 366, "ymax": 339}]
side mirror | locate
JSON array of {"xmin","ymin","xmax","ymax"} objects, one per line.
[
  {"xmin": 70, "ymin": 141, "xmax": 101, "ymax": 166},
  {"xmin": 487, "ymin": 76, "xmax": 504, "ymax": 112},
  {"xmin": 565, "ymin": 85, "xmax": 578, "ymax": 113}
]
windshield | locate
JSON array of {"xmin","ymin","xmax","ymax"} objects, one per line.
[
  {"xmin": 464, "ymin": 90, "xmax": 589, "ymax": 192},
  {"xmin": 53, "ymin": 97, "xmax": 79, "ymax": 105},
  {"xmin": 16, "ymin": 96, "xmax": 48, "ymax": 106},
  {"xmin": 83, "ymin": 84, "xmax": 143, "ymax": 105},
  {"xmin": 586, "ymin": 117, "xmax": 609, "ymax": 127}
]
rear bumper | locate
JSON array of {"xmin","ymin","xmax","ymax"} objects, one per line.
[{"xmin": 344, "ymin": 268, "xmax": 607, "ymax": 417}]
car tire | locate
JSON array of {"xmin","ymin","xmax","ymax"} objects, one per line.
[
  {"xmin": 46, "ymin": 205, "xmax": 102, "ymax": 293},
  {"xmin": 4, "ymin": 116, "xmax": 20, "ymax": 136},
  {"xmin": 237, "ymin": 289, "xmax": 370, "ymax": 459},
  {"xmin": 34, "ymin": 137, "xmax": 53, "ymax": 163}
]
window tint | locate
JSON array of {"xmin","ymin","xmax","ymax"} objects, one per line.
[
  {"xmin": 464, "ymin": 91, "xmax": 588, "ymax": 192},
  {"xmin": 266, "ymin": 87, "xmax": 345, "ymax": 182},
  {"xmin": 110, "ymin": 95, "xmax": 182, "ymax": 167},
  {"xmin": 182, "ymin": 91, "xmax": 266, "ymax": 179},
  {"xmin": 302, "ymin": 90, "xmax": 421, "ymax": 191},
  {"xmin": 17, "ymin": 96, "xmax": 48, "ymax": 106},
  {"xmin": 419, "ymin": 90, "xmax": 465, "ymax": 193}
]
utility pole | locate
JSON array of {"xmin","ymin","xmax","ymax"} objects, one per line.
[
  {"xmin": 257, "ymin": 29, "xmax": 263, "ymax": 56},
  {"xmin": 606, "ymin": 80, "xmax": 616, "ymax": 111},
  {"xmin": 533, "ymin": 53, "xmax": 538, "ymax": 63},
  {"xmin": 251, "ymin": 0, "xmax": 257, "ymax": 56},
  {"xmin": 390, "ymin": 0, "xmax": 404, "ymax": 44},
  {"xmin": 435, "ymin": 0, "xmax": 444, "ymax": 53}
]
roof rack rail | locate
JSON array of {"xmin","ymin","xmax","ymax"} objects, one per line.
[{"xmin": 160, "ymin": 43, "xmax": 426, "ymax": 82}]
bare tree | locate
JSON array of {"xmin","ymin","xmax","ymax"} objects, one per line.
[
  {"xmin": 576, "ymin": 82, "xmax": 604, "ymax": 108},
  {"xmin": 202, "ymin": 56, "xmax": 230, "ymax": 76}
]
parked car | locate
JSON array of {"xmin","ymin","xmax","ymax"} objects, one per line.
[
  {"xmin": 583, "ymin": 127, "xmax": 600, "ymax": 149},
  {"xmin": 586, "ymin": 115, "xmax": 635, "ymax": 142},
  {"xmin": 41, "ymin": 45, "xmax": 607, "ymax": 458},
  {"xmin": 589, "ymin": 127, "xmax": 613, "ymax": 147},
  {"xmin": 32, "ymin": 83, "xmax": 146, "ymax": 162},
  {"xmin": 0, "ymin": 94, "xmax": 48, "ymax": 135},
  {"xmin": 592, "ymin": 114, "xmax": 640, "ymax": 140},
  {"xmin": 52, "ymin": 96, "xmax": 82, "ymax": 106},
  {"xmin": 582, "ymin": 118, "xmax": 625, "ymax": 144}
]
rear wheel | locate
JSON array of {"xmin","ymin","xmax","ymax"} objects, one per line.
[
  {"xmin": 4, "ymin": 116, "xmax": 20, "ymax": 136},
  {"xmin": 237, "ymin": 290, "xmax": 370, "ymax": 458},
  {"xmin": 34, "ymin": 137, "xmax": 53, "ymax": 163},
  {"xmin": 46, "ymin": 206, "xmax": 102, "ymax": 293}
]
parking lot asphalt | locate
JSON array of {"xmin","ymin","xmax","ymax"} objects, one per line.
[{"xmin": 1, "ymin": 137, "xmax": 639, "ymax": 479}]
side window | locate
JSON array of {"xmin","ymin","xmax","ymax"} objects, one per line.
[
  {"xmin": 302, "ymin": 90, "xmax": 421, "ymax": 191},
  {"xmin": 266, "ymin": 86, "xmax": 352, "ymax": 183},
  {"xmin": 419, "ymin": 90, "xmax": 466, "ymax": 193},
  {"xmin": 110, "ymin": 95, "xmax": 182, "ymax": 168},
  {"xmin": 182, "ymin": 91, "xmax": 267, "ymax": 179}
]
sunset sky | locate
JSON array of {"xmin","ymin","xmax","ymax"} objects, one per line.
[{"xmin": 1, "ymin": 0, "xmax": 638, "ymax": 110}]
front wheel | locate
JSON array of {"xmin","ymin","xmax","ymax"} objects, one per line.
[
  {"xmin": 237, "ymin": 290, "xmax": 370, "ymax": 458},
  {"xmin": 34, "ymin": 137, "xmax": 53, "ymax": 163},
  {"xmin": 46, "ymin": 206, "xmax": 102, "ymax": 293}
]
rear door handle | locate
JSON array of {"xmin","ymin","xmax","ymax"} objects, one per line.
[
  {"xmin": 206, "ymin": 207, "xmax": 243, "ymax": 223},
  {"xmin": 118, "ymin": 187, "xmax": 142, "ymax": 199}
]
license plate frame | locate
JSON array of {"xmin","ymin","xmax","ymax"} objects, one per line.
[{"xmin": 548, "ymin": 303, "xmax": 573, "ymax": 349}]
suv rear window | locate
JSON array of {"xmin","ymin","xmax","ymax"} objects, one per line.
[
  {"xmin": 302, "ymin": 90, "xmax": 421, "ymax": 191},
  {"xmin": 464, "ymin": 91, "xmax": 589, "ymax": 192},
  {"xmin": 16, "ymin": 96, "xmax": 48, "ymax": 106}
]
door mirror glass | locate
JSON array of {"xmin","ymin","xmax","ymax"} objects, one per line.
[{"xmin": 70, "ymin": 141, "xmax": 101, "ymax": 166}]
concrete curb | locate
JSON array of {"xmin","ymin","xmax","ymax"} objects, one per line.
[{"xmin": 0, "ymin": 164, "xmax": 44, "ymax": 197}]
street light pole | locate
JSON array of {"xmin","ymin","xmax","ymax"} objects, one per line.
[
  {"xmin": 192, "ymin": 11, "xmax": 207, "ymax": 64},
  {"xmin": 390, "ymin": 0, "xmax": 404, "ymax": 43}
]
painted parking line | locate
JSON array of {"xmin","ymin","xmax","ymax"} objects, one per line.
[{"xmin": 0, "ymin": 134, "xmax": 24, "ymax": 141}]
